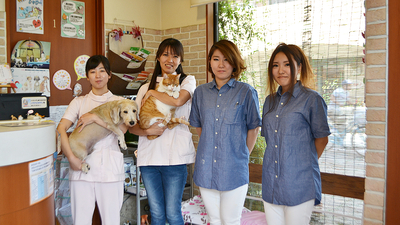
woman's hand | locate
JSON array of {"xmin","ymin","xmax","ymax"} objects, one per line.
[
  {"xmin": 141, "ymin": 90, "xmax": 155, "ymax": 106},
  {"xmin": 76, "ymin": 113, "xmax": 100, "ymax": 132},
  {"xmin": 146, "ymin": 120, "xmax": 167, "ymax": 136}
]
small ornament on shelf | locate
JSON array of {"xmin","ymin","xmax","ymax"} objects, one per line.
[
  {"xmin": 112, "ymin": 28, "xmax": 124, "ymax": 41},
  {"xmin": 132, "ymin": 25, "xmax": 142, "ymax": 39}
]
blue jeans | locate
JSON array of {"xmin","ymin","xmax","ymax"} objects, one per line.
[{"xmin": 140, "ymin": 164, "xmax": 188, "ymax": 225}]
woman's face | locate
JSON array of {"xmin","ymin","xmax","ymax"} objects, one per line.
[
  {"xmin": 271, "ymin": 52, "xmax": 300, "ymax": 93},
  {"xmin": 87, "ymin": 63, "xmax": 110, "ymax": 91},
  {"xmin": 210, "ymin": 49, "xmax": 234, "ymax": 84},
  {"xmin": 157, "ymin": 47, "xmax": 181, "ymax": 75}
]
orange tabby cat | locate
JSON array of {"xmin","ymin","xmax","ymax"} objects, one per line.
[{"xmin": 139, "ymin": 73, "xmax": 190, "ymax": 140}]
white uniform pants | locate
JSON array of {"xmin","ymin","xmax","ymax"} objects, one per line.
[
  {"xmin": 199, "ymin": 184, "xmax": 248, "ymax": 225},
  {"xmin": 70, "ymin": 180, "xmax": 124, "ymax": 225},
  {"xmin": 263, "ymin": 199, "xmax": 315, "ymax": 225}
]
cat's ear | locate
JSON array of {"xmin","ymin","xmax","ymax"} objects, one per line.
[
  {"xmin": 163, "ymin": 73, "xmax": 169, "ymax": 79},
  {"xmin": 177, "ymin": 73, "xmax": 181, "ymax": 79}
]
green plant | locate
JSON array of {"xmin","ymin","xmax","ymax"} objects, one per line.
[
  {"xmin": 321, "ymin": 79, "xmax": 340, "ymax": 104},
  {"xmin": 250, "ymin": 132, "xmax": 266, "ymax": 164},
  {"xmin": 218, "ymin": 0, "xmax": 265, "ymax": 48}
]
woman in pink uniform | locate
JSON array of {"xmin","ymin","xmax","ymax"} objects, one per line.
[{"xmin": 57, "ymin": 55, "xmax": 163, "ymax": 225}]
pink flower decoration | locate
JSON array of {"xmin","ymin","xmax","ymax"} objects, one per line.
[
  {"xmin": 200, "ymin": 213, "xmax": 207, "ymax": 215},
  {"xmin": 190, "ymin": 203, "xmax": 195, "ymax": 205},
  {"xmin": 132, "ymin": 25, "xmax": 142, "ymax": 38},
  {"xmin": 183, "ymin": 211, "xmax": 189, "ymax": 214}
]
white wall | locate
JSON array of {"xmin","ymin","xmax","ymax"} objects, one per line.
[
  {"xmin": 104, "ymin": 0, "xmax": 162, "ymax": 29},
  {"xmin": 160, "ymin": 0, "xmax": 206, "ymax": 30},
  {"xmin": 105, "ymin": 0, "xmax": 206, "ymax": 30}
]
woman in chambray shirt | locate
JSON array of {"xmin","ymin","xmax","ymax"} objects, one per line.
[
  {"xmin": 189, "ymin": 39, "xmax": 261, "ymax": 225},
  {"xmin": 261, "ymin": 43, "xmax": 330, "ymax": 225}
]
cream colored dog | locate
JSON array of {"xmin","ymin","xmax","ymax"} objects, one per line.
[{"xmin": 69, "ymin": 99, "xmax": 138, "ymax": 173}]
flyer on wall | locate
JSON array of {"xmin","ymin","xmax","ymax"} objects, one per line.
[
  {"xmin": 61, "ymin": 0, "xmax": 85, "ymax": 39},
  {"xmin": 9, "ymin": 39, "xmax": 51, "ymax": 97},
  {"xmin": 11, "ymin": 68, "xmax": 51, "ymax": 97},
  {"xmin": 16, "ymin": 0, "xmax": 44, "ymax": 34},
  {"xmin": 10, "ymin": 40, "xmax": 51, "ymax": 69}
]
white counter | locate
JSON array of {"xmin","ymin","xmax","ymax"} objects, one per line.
[{"xmin": 0, "ymin": 120, "xmax": 56, "ymax": 167}]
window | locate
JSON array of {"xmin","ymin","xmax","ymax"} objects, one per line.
[{"xmin": 217, "ymin": 0, "xmax": 366, "ymax": 223}]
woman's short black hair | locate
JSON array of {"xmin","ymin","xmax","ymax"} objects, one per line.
[{"xmin": 85, "ymin": 55, "xmax": 111, "ymax": 76}]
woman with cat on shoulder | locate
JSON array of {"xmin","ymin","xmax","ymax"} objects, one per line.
[
  {"xmin": 189, "ymin": 39, "xmax": 262, "ymax": 225},
  {"xmin": 129, "ymin": 38, "xmax": 196, "ymax": 225}
]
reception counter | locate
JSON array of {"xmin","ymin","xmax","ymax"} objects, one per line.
[{"xmin": 0, "ymin": 120, "xmax": 56, "ymax": 225}]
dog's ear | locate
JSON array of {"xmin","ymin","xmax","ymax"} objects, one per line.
[{"xmin": 111, "ymin": 103, "xmax": 121, "ymax": 124}]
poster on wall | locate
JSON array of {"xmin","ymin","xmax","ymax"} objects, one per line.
[
  {"xmin": 11, "ymin": 68, "xmax": 51, "ymax": 97},
  {"xmin": 61, "ymin": 0, "xmax": 85, "ymax": 39},
  {"xmin": 10, "ymin": 40, "xmax": 51, "ymax": 69},
  {"xmin": 9, "ymin": 39, "xmax": 51, "ymax": 97},
  {"xmin": 16, "ymin": 0, "xmax": 44, "ymax": 34}
]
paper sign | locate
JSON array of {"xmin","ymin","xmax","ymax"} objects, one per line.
[
  {"xmin": 53, "ymin": 70, "xmax": 72, "ymax": 90},
  {"xmin": 74, "ymin": 55, "xmax": 89, "ymax": 80},
  {"xmin": 0, "ymin": 65, "xmax": 13, "ymax": 83},
  {"xmin": 61, "ymin": 0, "xmax": 85, "ymax": 39},
  {"xmin": 29, "ymin": 155, "xmax": 54, "ymax": 205},
  {"xmin": 11, "ymin": 68, "xmax": 51, "ymax": 97},
  {"xmin": 17, "ymin": 0, "xmax": 44, "ymax": 34}
]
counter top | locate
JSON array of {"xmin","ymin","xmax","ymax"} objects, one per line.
[{"xmin": 0, "ymin": 120, "xmax": 56, "ymax": 167}]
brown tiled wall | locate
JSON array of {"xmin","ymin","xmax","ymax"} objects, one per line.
[{"xmin": 364, "ymin": 0, "xmax": 387, "ymax": 224}]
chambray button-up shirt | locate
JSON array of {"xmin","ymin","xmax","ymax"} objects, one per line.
[
  {"xmin": 189, "ymin": 78, "xmax": 261, "ymax": 191},
  {"xmin": 261, "ymin": 82, "xmax": 330, "ymax": 206}
]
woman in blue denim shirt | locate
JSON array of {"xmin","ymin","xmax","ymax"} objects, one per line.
[
  {"xmin": 261, "ymin": 43, "xmax": 330, "ymax": 225},
  {"xmin": 189, "ymin": 40, "xmax": 262, "ymax": 225}
]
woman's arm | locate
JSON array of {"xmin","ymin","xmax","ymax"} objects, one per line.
[
  {"xmin": 315, "ymin": 136, "xmax": 329, "ymax": 158},
  {"xmin": 247, "ymin": 127, "xmax": 260, "ymax": 154},
  {"xmin": 57, "ymin": 118, "xmax": 83, "ymax": 171},
  {"xmin": 76, "ymin": 112, "xmax": 107, "ymax": 132},
  {"xmin": 195, "ymin": 127, "xmax": 202, "ymax": 138},
  {"xmin": 129, "ymin": 121, "xmax": 167, "ymax": 136},
  {"xmin": 143, "ymin": 89, "xmax": 191, "ymax": 107}
]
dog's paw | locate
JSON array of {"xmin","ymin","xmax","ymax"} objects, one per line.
[
  {"xmin": 81, "ymin": 163, "xmax": 90, "ymax": 174},
  {"xmin": 119, "ymin": 140, "xmax": 127, "ymax": 150}
]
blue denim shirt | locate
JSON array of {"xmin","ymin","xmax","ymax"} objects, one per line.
[
  {"xmin": 261, "ymin": 82, "xmax": 330, "ymax": 206},
  {"xmin": 189, "ymin": 78, "xmax": 262, "ymax": 191}
]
